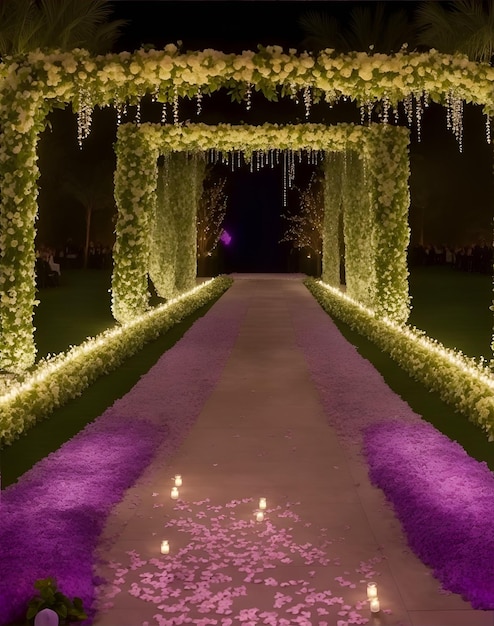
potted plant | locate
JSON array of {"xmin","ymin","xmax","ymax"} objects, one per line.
[{"xmin": 26, "ymin": 578, "xmax": 87, "ymax": 625}]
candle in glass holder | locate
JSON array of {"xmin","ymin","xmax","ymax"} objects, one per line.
[
  {"xmin": 259, "ymin": 497, "xmax": 267, "ymax": 510},
  {"xmin": 171, "ymin": 486, "xmax": 179, "ymax": 499},
  {"xmin": 160, "ymin": 540, "xmax": 170, "ymax": 555},
  {"xmin": 255, "ymin": 510, "xmax": 264, "ymax": 522},
  {"xmin": 174, "ymin": 474, "xmax": 182, "ymax": 487},
  {"xmin": 367, "ymin": 582, "xmax": 378, "ymax": 599},
  {"xmin": 370, "ymin": 598, "xmax": 380, "ymax": 613}
]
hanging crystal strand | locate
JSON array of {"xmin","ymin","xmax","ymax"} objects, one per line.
[
  {"xmin": 290, "ymin": 82, "xmax": 299, "ymax": 104},
  {"xmin": 250, "ymin": 154, "xmax": 254, "ymax": 173},
  {"xmin": 451, "ymin": 93, "xmax": 464, "ymax": 152},
  {"xmin": 275, "ymin": 149, "xmax": 280, "ymax": 165},
  {"xmin": 115, "ymin": 100, "xmax": 122, "ymax": 126},
  {"xmin": 245, "ymin": 83, "xmax": 252, "ymax": 111},
  {"xmin": 407, "ymin": 93, "xmax": 414, "ymax": 127},
  {"xmin": 135, "ymin": 101, "xmax": 141, "ymax": 125},
  {"xmin": 303, "ymin": 86, "xmax": 312, "ymax": 119},
  {"xmin": 393, "ymin": 105, "xmax": 399, "ymax": 124},
  {"xmin": 367, "ymin": 99, "xmax": 374, "ymax": 125},
  {"xmin": 77, "ymin": 88, "xmax": 93, "ymax": 148},
  {"xmin": 360, "ymin": 102, "xmax": 366, "ymax": 125},
  {"xmin": 283, "ymin": 150, "xmax": 288, "ymax": 207},
  {"xmin": 414, "ymin": 92, "xmax": 423, "ymax": 142},
  {"xmin": 446, "ymin": 90, "xmax": 452, "ymax": 131},
  {"xmin": 265, "ymin": 150, "xmax": 269, "ymax": 167},
  {"xmin": 161, "ymin": 102, "xmax": 167, "ymax": 124},
  {"xmin": 382, "ymin": 94, "xmax": 390, "ymax": 124},
  {"xmin": 486, "ymin": 113, "xmax": 491, "ymax": 144},
  {"xmin": 269, "ymin": 149, "xmax": 274, "ymax": 168},
  {"xmin": 173, "ymin": 86, "xmax": 179, "ymax": 125},
  {"xmin": 196, "ymin": 86, "xmax": 202, "ymax": 115},
  {"xmin": 423, "ymin": 89, "xmax": 430, "ymax": 108}
]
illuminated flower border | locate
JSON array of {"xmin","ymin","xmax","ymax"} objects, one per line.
[
  {"xmin": 1, "ymin": 45, "xmax": 487, "ymax": 370},
  {"xmin": 0, "ymin": 276, "xmax": 232, "ymax": 446},
  {"xmin": 305, "ymin": 277, "xmax": 494, "ymax": 440}
]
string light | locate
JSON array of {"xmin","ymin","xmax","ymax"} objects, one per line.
[
  {"xmin": 135, "ymin": 101, "xmax": 141, "ymax": 126},
  {"xmin": 245, "ymin": 83, "xmax": 252, "ymax": 111},
  {"xmin": 77, "ymin": 88, "xmax": 93, "ymax": 148},
  {"xmin": 196, "ymin": 86, "xmax": 202, "ymax": 115},
  {"xmin": 173, "ymin": 86, "xmax": 179, "ymax": 125},
  {"xmin": 161, "ymin": 102, "xmax": 167, "ymax": 124},
  {"xmin": 486, "ymin": 113, "xmax": 491, "ymax": 144}
]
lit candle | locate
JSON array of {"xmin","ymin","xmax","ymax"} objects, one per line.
[
  {"xmin": 174, "ymin": 474, "xmax": 182, "ymax": 487},
  {"xmin": 370, "ymin": 598, "xmax": 380, "ymax": 613},
  {"xmin": 171, "ymin": 486, "xmax": 179, "ymax": 499},
  {"xmin": 160, "ymin": 540, "xmax": 170, "ymax": 555},
  {"xmin": 367, "ymin": 582, "xmax": 378, "ymax": 599},
  {"xmin": 259, "ymin": 497, "xmax": 267, "ymax": 510},
  {"xmin": 255, "ymin": 510, "xmax": 264, "ymax": 522}
]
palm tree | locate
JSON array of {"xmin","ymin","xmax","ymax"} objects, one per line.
[
  {"xmin": 0, "ymin": 0, "xmax": 126, "ymax": 57},
  {"xmin": 299, "ymin": 2, "xmax": 417, "ymax": 54},
  {"xmin": 415, "ymin": 1, "xmax": 494, "ymax": 63}
]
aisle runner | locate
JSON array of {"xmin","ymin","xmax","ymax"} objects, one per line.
[
  {"xmin": 290, "ymin": 290, "xmax": 494, "ymax": 609},
  {"xmin": 0, "ymin": 294, "xmax": 248, "ymax": 626}
]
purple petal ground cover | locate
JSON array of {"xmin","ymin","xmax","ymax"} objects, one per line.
[
  {"xmin": 364, "ymin": 420, "xmax": 494, "ymax": 609},
  {"xmin": 291, "ymin": 291, "xmax": 494, "ymax": 609},
  {"xmin": 0, "ymin": 293, "xmax": 247, "ymax": 626}
]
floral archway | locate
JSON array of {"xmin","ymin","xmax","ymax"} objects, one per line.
[
  {"xmin": 113, "ymin": 122, "xmax": 410, "ymax": 324},
  {"xmin": 0, "ymin": 45, "xmax": 492, "ymax": 371}
]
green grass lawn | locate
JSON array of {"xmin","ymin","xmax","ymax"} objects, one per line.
[{"xmin": 2, "ymin": 266, "xmax": 493, "ymax": 488}]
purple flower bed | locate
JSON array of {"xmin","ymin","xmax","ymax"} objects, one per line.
[
  {"xmin": 292, "ymin": 289, "xmax": 494, "ymax": 609},
  {"xmin": 0, "ymin": 292, "xmax": 247, "ymax": 625},
  {"xmin": 364, "ymin": 420, "xmax": 494, "ymax": 609}
]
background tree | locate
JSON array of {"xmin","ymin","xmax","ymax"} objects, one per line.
[
  {"xmin": 61, "ymin": 155, "xmax": 115, "ymax": 269},
  {"xmin": 280, "ymin": 172, "xmax": 324, "ymax": 276},
  {"xmin": 197, "ymin": 169, "xmax": 228, "ymax": 277},
  {"xmin": 415, "ymin": 0, "xmax": 494, "ymax": 63},
  {"xmin": 0, "ymin": 0, "xmax": 126, "ymax": 57},
  {"xmin": 299, "ymin": 2, "xmax": 417, "ymax": 53}
]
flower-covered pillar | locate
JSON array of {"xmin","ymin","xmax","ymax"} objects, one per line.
[
  {"xmin": 112, "ymin": 125, "xmax": 159, "ymax": 323},
  {"xmin": 322, "ymin": 152, "xmax": 344, "ymax": 287},
  {"xmin": 169, "ymin": 152, "xmax": 206, "ymax": 294},
  {"xmin": 364, "ymin": 125, "xmax": 411, "ymax": 323},
  {"xmin": 148, "ymin": 161, "xmax": 177, "ymax": 299},
  {"xmin": 0, "ymin": 81, "xmax": 48, "ymax": 372},
  {"xmin": 341, "ymin": 150, "xmax": 376, "ymax": 309}
]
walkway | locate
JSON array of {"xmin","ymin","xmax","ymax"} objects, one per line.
[{"xmin": 93, "ymin": 277, "xmax": 493, "ymax": 626}]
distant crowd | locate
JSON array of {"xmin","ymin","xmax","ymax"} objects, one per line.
[
  {"xmin": 35, "ymin": 239, "xmax": 112, "ymax": 288},
  {"xmin": 409, "ymin": 243, "xmax": 493, "ymax": 274}
]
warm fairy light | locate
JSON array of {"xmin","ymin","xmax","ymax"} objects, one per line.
[
  {"xmin": 174, "ymin": 475, "xmax": 182, "ymax": 487},
  {"xmin": 160, "ymin": 540, "xmax": 170, "ymax": 554},
  {"xmin": 366, "ymin": 582, "xmax": 378, "ymax": 599},
  {"xmin": 0, "ymin": 280, "xmax": 214, "ymax": 407},
  {"xmin": 259, "ymin": 497, "xmax": 267, "ymax": 510},
  {"xmin": 255, "ymin": 511, "xmax": 264, "ymax": 522},
  {"xmin": 171, "ymin": 487, "xmax": 179, "ymax": 500}
]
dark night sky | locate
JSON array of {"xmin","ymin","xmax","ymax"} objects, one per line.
[{"xmin": 37, "ymin": 2, "xmax": 494, "ymax": 270}]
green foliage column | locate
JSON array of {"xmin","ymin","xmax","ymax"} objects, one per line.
[
  {"xmin": 322, "ymin": 152, "xmax": 343, "ymax": 287},
  {"xmin": 171, "ymin": 152, "xmax": 206, "ymax": 293},
  {"xmin": 112, "ymin": 126, "xmax": 159, "ymax": 323},
  {"xmin": 365, "ymin": 125, "xmax": 411, "ymax": 323},
  {"xmin": 148, "ymin": 162, "xmax": 177, "ymax": 299},
  {"xmin": 341, "ymin": 150, "xmax": 376, "ymax": 308},
  {"xmin": 0, "ymin": 97, "xmax": 47, "ymax": 372}
]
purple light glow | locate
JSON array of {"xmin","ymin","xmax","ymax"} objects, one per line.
[{"xmin": 220, "ymin": 229, "xmax": 232, "ymax": 246}]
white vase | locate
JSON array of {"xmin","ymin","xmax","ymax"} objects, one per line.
[{"xmin": 34, "ymin": 608, "xmax": 59, "ymax": 626}]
